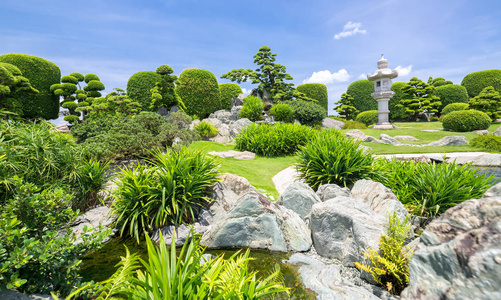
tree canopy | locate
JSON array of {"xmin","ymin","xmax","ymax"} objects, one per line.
[{"xmin": 396, "ymin": 77, "xmax": 441, "ymax": 121}]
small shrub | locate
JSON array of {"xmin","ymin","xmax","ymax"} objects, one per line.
[
  {"xmin": 270, "ymin": 102, "xmax": 294, "ymax": 122},
  {"xmin": 442, "ymin": 110, "xmax": 491, "ymax": 132},
  {"xmin": 296, "ymin": 83, "xmax": 328, "ymax": 111},
  {"xmin": 235, "ymin": 123, "xmax": 317, "ymax": 157},
  {"xmin": 342, "ymin": 120, "xmax": 367, "ymax": 129},
  {"xmin": 286, "ymin": 100, "xmax": 327, "ymax": 126},
  {"xmin": 239, "ymin": 95, "xmax": 263, "ymax": 121},
  {"xmin": 355, "ymin": 110, "xmax": 378, "ymax": 126},
  {"xmin": 441, "ymin": 103, "xmax": 469, "ymax": 115},
  {"xmin": 219, "ymin": 82, "xmax": 242, "ymax": 110},
  {"xmin": 471, "ymin": 134, "xmax": 501, "ymax": 152},
  {"xmin": 346, "ymin": 80, "xmax": 376, "ymax": 112},
  {"xmin": 194, "ymin": 121, "xmax": 218, "ymax": 139},
  {"xmin": 296, "ymin": 129, "xmax": 374, "ymax": 190}
]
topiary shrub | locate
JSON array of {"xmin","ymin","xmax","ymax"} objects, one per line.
[
  {"xmin": 355, "ymin": 110, "xmax": 378, "ymax": 126},
  {"xmin": 176, "ymin": 68, "xmax": 221, "ymax": 118},
  {"xmin": 461, "ymin": 69, "xmax": 501, "ymax": 98},
  {"xmin": 346, "ymin": 80, "xmax": 376, "ymax": 112},
  {"xmin": 239, "ymin": 95, "xmax": 263, "ymax": 121},
  {"xmin": 286, "ymin": 100, "xmax": 327, "ymax": 126},
  {"xmin": 441, "ymin": 103, "xmax": 469, "ymax": 115},
  {"xmin": 434, "ymin": 84, "xmax": 469, "ymax": 113},
  {"xmin": 127, "ymin": 71, "xmax": 162, "ymax": 111},
  {"xmin": 442, "ymin": 110, "xmax": 491, "ymax": 132},
  {"xmin": 270, "ymin": 102, "xmax": 294, "ymax": 123},
  {"xmin": 296, "ymin": 83, "xmax": 328, "ymax": 111},
  {"xmin": 0, "ymin": 53, "xmax": 61, "ymax": 119},
  {"xmin": 389, "ymin": 82, "xmax": 410, "ymax": 121},
  {"xmin": 219, "ymin": 83, "xmax": 242, "ymax": 110},
  {"xmin": 194, "ymin": 121, "xmax": 217, "ymax": 139}
]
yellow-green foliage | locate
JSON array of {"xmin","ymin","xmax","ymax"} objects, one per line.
[
  {"xmin": 219, "ymin": 83, "xmax": 242, "ymax": 110},
  {"xmin": 354, "ymin": 212, "xmax": 413, "ymax": 295},
  {"xmin": 297, "ymin": 83, "xmax": 328, "ymax": 111},
  {"xmin": 194, "ymin": 121, "xmax": 218, "ymax": 139},
  {"xmin": 176, "ymin": 68, "xmax": 221, "ymax": 118},
  {"xmin": 127, "ymin": 71, "xmax": 162, "ymax": 111}
]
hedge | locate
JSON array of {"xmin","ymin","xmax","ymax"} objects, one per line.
[
  {"xmin": 355, "ymin": 110, "xmax": 378, "ymax": 126},
  {"xmin": 0, "ymin": 53, "xmax": 61, "ymax": 119},
  {"xmin": 442, "ymin": 103, "xmax": 469, "ymax": 116},
  {"xmin": 176, "ymin": 68, "xmax": 221, "ymax": 118},
  {"xmin": 126, "ymin": 71, "xmax": 162, "ymax": 111},
  {"xmin": 389, "ymin": 82, "xmax": 410, "ymax": 121},
  {"xmin": 346, "ymin": 80, "xmax": 376, "ymax": 112},
  {"xmin": 442, "ymin": 110, "xmax": 491, "ymax": 132},
  {"xmin": 219, "ymin": 83, "xmax": 242, "ymax": 110},
  {"xmin": 461, "ymin": 69, "xmax": 501, "ymax": 98},
  {"xmin": 297, "ymin": 83, "xmax": 328, "ymax": 111},
  {"xmin": 434, "ymin": 84, "xmax": 469, "ymax": 113}
]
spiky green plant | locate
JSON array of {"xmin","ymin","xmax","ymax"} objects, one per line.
[{"xmin": 75, "ymin": 159, "xmax": 111, "ymax": 210}]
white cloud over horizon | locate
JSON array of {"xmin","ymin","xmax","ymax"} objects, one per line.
[
  {"xmin": 358, "ymin": 73, "xmax": 367, "ymax": 79},
  {"xmin": 334, "ymin": 21, "xmax": 367, "ymax": 40},
  {"xmin": 303, "ymin": 69, "xmax": 351, "ymax": 85},
  {"xmin": 395, "ymin": 65, "xmax": 413, "ymax": 76}
]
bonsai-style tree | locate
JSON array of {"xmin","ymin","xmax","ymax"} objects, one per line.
[
  {"xmin": 0, "ymin": 63, "xmax": 38, "ymax": 118},
  {"xmin": 334, "ymin": 93, "xmax": 359, "ymax": 120},
  {"xmin": 396, "ymin": 77, "xmax": 441, "ymax": 121},
  {"xmin": 427, "ymin": 76, "xmax": 453, "ymax": 87},
  {"xmin": 469, "ymin": 86, "xmax": 501, "ymax": 120},
  {"xmin": 221, "ymin": 45, "xmax": 296, "ymax": 101},
  {"xmin": 150, "ymin": 65, "xmax": 185, "ymax": 111},
  {"xmin": 84, "ymin": 88, "xmax": 141, "ymax": 119}
]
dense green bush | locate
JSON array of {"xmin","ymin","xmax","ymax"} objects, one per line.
[
  {"xmin": 470, "ymin": 134, "xmax": 501, "ymax": 152},
  {"xmin": 75, "ymin": 159, "xmax": 111, "ymax": 210},
  {"xmin": 442, "ymin": 110, "xmax": 491, "ymax": 132},
  {"xmin": 286, "ymin": 100, "xmax": 327, "ymax": 126},
  {"xmin": 239, "ymin": 95, "xmax": 263, "ymax": 121},
  {"xmin": 127, "ymin": 71, "xmax": 162, "ymax": 111},
  {"xmin": 441, "ymin": 103, "xmax": 469, "ymax": 115},
  {"xmin": 389, "ymin": 82, "xmax": 410, "ymax": 121},
  {"xmin": 356, "ymin": 110, "xmax": 378, "ymax": 126},
  {"xmin": 469, "ymin": 86, "xmax": 501, "ymax": 119},
  {"xmin": 194, "ymin": 121, "xmax": 218, "ymax": 139},
  {"xmin": 71, "ymin": 115, "xmax": 125, "ymax": 142},
  {"xmin": 346, "ymin": 80, "xmax": 376, "ymax": 112},
  {"xmin": 0, "ymin": 53, "xmax": 61, "ymax": 119},
  {"xmin": 342, "ymin": 120, "xmax": 367, "ymax": 129},
  {"xmin": 111, "ymin": 149, "xmax": 220, "ymax": 242},
  {"xmin": 461, "ymin": 69, "xmax": 501, "ymax": 98},
  {"xmin": 296, "ymin": 83, "xmax": 328, "ymax": 111},
  {"xmin": 270, "ymin": 102, "xmax": 294, "ymax": 122},
  {"xmin": 219, "ymin": 83, "xmax": 242, "ymax": 110},
  {"xmin": 296, "ymin": 129, "xmax": 374, "ymax": 190},
  {"xmin": 235, "ymin": 123, "xmax": 317, "ymax": 157},
  {"xmin": 150, "ymin": 65, "xmax": 184, "ymax": 111},
  {"xmin": 372, "ymin": 158, "xmax": 495, "ymax": 217},
  {"xmin": 433, "ymin": 84, "xmax": 469, "ymax": 113},
  {"xmin": 176, "ymin": 68, "xmax": 221, "ymax": 118}
]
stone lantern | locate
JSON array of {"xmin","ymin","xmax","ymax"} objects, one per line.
[{"xmin": 367, "ymin": 54, "xmax": 398, "ymax": 129}]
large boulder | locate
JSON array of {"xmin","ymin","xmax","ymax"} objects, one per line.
[
  {"xmin": 209, "ymin": 123, "xmax": 231, "ymax": 143},
  {"xmin": 201, "ymin": 191, "xmax": 312, "ymax": 252},
  {"xmin": 470, "ymin": 153, "xmax": 501, "ymax": 167},
  {"xmin": 316, "ymin": 183, "xmax": 351, "ymax": 201},
  {"xmin": 277, "ymin": 182, "xmax": 321, "ymax": 220},
  {"xmin": 69, "ymin": 206, "xmax": 113, "ymax": 243},
  {"xmin": 322, "ymin": 117, "xmax": 344, "ymax": 130},
  {"xmin": 350, "ymin": 180, "xmax": 408, "ymax": 221},
  {"xmin": 380, "ymin": 134, "xmax": 402, "ymax": 146},
  {"xmin": 228, "ymin": 117, "xmax": 252, "ymax": 138},
  {"xmin": 401, "ymin": 197, "xmax": 501, "ymax": 300},
  {"xmin": 309, "ymin": 196, "xmax": 385, "ymax": 266},
  {"xmin": 0, "ymin": 290, "xmax": 51, "ymax": 300},
  {"xmin": 272, "ymin": 166, "xmax": 302, "ymax": 196},
  {"xmin": 427, "ymin": 136, "xmax": 468, "ymax": 146},
  {"xmin": 231, "ymin": 94, "xmax": 245, "ymax": 107},
  {"xmin": 209, "ymin": 109, "xmax": 235, "ymax": 123},
  {"xmin": 483, "ymin": 181, "xmax": 501, "ymax": 198}
]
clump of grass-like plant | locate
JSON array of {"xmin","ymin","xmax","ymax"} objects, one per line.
[
  {"xmin": 194, "ymin": 121, "xmax": 218, "ymax": 139},
  {"xmin": 74, "ymin": 159, "xmax": 111, "ymax": 210},
  {"xmin": 296, "ymin": 129, "xmax": 375, "ymax": 190}
]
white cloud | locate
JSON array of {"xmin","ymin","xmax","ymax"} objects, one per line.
[
  {"xmin": 395, "ymin": 65, "xmax": 413, "ymax": 76},
  {"xmin": 334, "ymin": 21, "xmax": 367, "ymax": 40},
  {"xmin": 358, "ymin": 73, "xmax": 367, "ymax": 79},
  {"xmin": 303, "ymin": 69, "xmax": 351, "ymax": 84},
  {"xmin": 241, "ymin": 88, "xmax": 251, "ymax": 96}
]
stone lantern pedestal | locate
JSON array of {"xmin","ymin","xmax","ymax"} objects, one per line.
[{"xmin": 367, "ymin": 55, "xmax": 398, "ymax": 129}]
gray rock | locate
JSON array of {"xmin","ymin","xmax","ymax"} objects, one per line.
[
  {"xmin": 208, "ymin": 150, "xmax": 255, "ymax": 160},
  {"xmin": 350, "ymin": 180, "xmax": 408, "ymax": 221},
  {"xmin": 316, "ymin": 184, "xmax": 351, "ymax": 201},
  {"xmin": 427, "ymin": 136, "xmax": 468, "ymax": 146},
  {"xmin": 209, "ymin": 110, "xmax": 234, "ymax": 123},
  {"xmin": 157, "ymin": 106, "xmax": 169, "ymax": 116},
  {"xmin": 189, "ymin": 119, "xmax": 201, "ymax": 130},
  {"xmin": 285, "ymin": 254, "xmax": 380, "ymax": 300},
  {"xmin": 231, "ymin": 93, "xmax": 245, "ymax": 107},
  {"xmin": 309, "ymin": 196, "xmax": 385, "ymax": 267},
  {"xmin": 322, "ymin": 117, "xmax": 344, "ymax": 130},
  {"xmin": 379, "ymin": 134, "xmax": 402, "ymax": 145},
  {"xmin": 472, "ymin": 129, "xmax": 490, "ymax": 135},
  {"xmin": 204, "ymin": 117, "xmax": 223, "ymax": 128},
  {"xmin": 277, "ymin": 182, "xmax": 321, "ymax": 220},
  {"xmin": 422, "ymin": 129, "xmax": 441, "ymax": 132},
  {"xmin": 54, "ymin": 124, "xmax": 70, "ymax": 133},
  {"xmin": 494, "ymin": 126, "xmax": 501, "ymax": 136},
  {"xmin": 219, "ymin": 173, "xmax": 255, "ymax": 197},
  {"xmin": 70, "ymin": 206, "xmax": 113, "ymax": 242},
  {"xmin": 364, "ymin": 135, "xmax": 385, "ymax": 143},
  {"xmin": 394, "ymin": 135, "xmax": 418, "ymax": 141},
  {"xmin": 272, "ymin": 166, "xmax": 303, "ymax": 196},
  {"xmin": 201, "ymin": 191, "xmax": 312, "ymax": 252},
  {"xmin": 230, "ymin": 105, "xmax": 243, "ymax": 119},
  {"xmin": 483, "ymin": 181, "xmax": 501, "ymax": 198},
  {"xmin": 228, "ymin": 117, "xmax": 252, "ymax": 138},
  {"xmin": 209, "ymin": 123, "xmax": 231, "ymax": 143},
  {"xmin": 151, "ymin": 223, "xmax": 210, "ymax": 246},
  {"xmin": 345, "ymin": 129, "xmax": 367, "ymax": 141},
  {"xmin": 470, "ymin": 153, "xmax": 501, "ymax": 167},
  {"xmin": 401, "ymin": 197, "xmax": 501, "ymax": 300},
  {"xmin": 358, "ymin": 144, "xmax": 373, "ymax": 152},
  {"xmin": 0, "ymin": 290, "xmax": 51, "ymax": 300}
]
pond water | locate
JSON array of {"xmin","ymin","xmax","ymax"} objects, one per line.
[
  {"xmin": 79, "ymin": 237, "xmax": 316, "ymax": 299},
  {"xmin": 477, "ymin": 167, "xmax": 501, "ymax": 184}
]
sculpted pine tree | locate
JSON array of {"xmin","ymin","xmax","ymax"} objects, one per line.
[
  {"xmin": 469, "ymin": 86, "xmax": 501, "ymax": 120},
  {"xmin": 0, "ymin": 64, "xmax": 38, "ymax": 117},
  {"xmin": 150, "ymin": 65, "xmax": 185, "ymax": 111},
  {"xmin": 427, "ymin": 76, "xmax": 453, "ymax": 87},
  {"xmin": 396, "ymin": 77, "xmax": 441, "ymax": 121},
  {"xmin": 334, "ymin": 93, "xmax": 359, "ymax": 120}
]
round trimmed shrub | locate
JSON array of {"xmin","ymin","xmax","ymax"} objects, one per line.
[
  {"xmin": 442, "ymin": 103, "xmax": 469, "ymax": 115},
  {"xmin": 297, "ymin": 83, "xmax": 328, "ymax": 111},
  {"xmin": 442, "ymin": 110, "xmax": 491, "ymax": 132},
  {"xmin": 127, "ymin": 71, "xmax": 162, "ymax": 112},
  {"xmin": 346, "ymin": 80, "xmax": 376, "ymax": 112},
  {"xmin": 296, "ymin": 129, "xmax": 375, "ymax": 189},
  {"xmin": 286, "ymin": 100, "xmax": 327, "ymax": 126},
  {"xmin": 69, "ymin": 72, "xmax": 84, "ymax": 81},
  {"xmin": 176, "ymin": 68, "xmax": 221, "ymax": 118},
  {"xmin": 389, "ymin": 82, "xmax": 410, "ymax": 121},
  {"xmin": 461, "ymin": 69, "xmax": 501, "ymax": 98},
  {"xmin": 270, "ymin": 103, "xmax": 294, "ymax": 123},
  {"xmin": 355, "ymin": 110, "xmax": 378, "ymax": 126},
  {"xmin": 219, "ymin": 83, "xmax": 242, "ymax": 110},
  {"xmin": 61, "ymin": 75, "xmax": 78, "ymax": 84},
  {"xmin": 0, "ymin": 53, "xmax": 61, "ymax": 119},
  {"xmin": 239, "ymin": 96, "xmax": 263, "ymax": 121},
  {"xmin": 84, "ymin": 74, "xmax": 100, "ymax": 83},
  {"xmin": 434, "ymin": 84, "xmax": 469, "ymax": 113}
]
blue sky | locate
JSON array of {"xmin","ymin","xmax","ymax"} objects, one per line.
[{"xmin": 1, "ymin": 0, "xmax": 501, "ymax": 112}]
